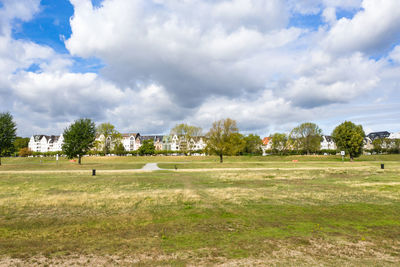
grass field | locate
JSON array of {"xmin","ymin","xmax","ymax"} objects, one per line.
[{"xmin": 0, "ymin": 155, "xmax": 399, "ymax": 266}]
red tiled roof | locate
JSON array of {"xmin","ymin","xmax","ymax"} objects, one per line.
[{"xmin": 262, "ymin": 137, "xmax": 271, "ymax": 145}]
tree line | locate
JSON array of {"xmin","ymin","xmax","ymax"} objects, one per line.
[{"xmin": 1, "ymin": 112, "xmax": 399, "ymax": 165}]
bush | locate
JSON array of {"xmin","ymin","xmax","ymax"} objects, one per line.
[{"xmin": 19, "ymin": 147, "xmax": 33, "ymax": 157}]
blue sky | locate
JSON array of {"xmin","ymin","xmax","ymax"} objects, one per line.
[{"xmin": 1, "ymin": 0, "xmax": 400, "ymax": 137}]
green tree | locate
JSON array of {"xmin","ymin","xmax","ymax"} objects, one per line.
[
  {"xmin": 0, "ymin": 112, "xmax": 17, "ymax": 165},
  {"xmin": 332, "ymin": 121, "xmax": 365, "ymax": 161},
  {"xmin": 290, "ymin": 122, "xmax": 322, "ymax": 154},
  {"xmin": 170, "ymin": 123, "xmax": 202, "ymax": 154},
  {"xmin": 372, "ymin": 138, "xmax": 383, "ymax": 153},
  {"xmin": 226, "ymin": 133, "xmax": 246, "ymax": 156},
  {"xmin": 271, "ymin": 133, "xmax": 288, "ymax": 155},
  {"xmin": 62, "ymin": 118, "xmax": 96, "ymax": 164},
  {"xmin": 14, "ymin": 137, "xmax": 29, "ymax": 152},
  {"xmin": 138, "ymin": 139, "xmax": 155, "ymax": 155},
  {"xmin": 96, "ymin": 123, "xmax": 122, "ymax": 154},
  {"xmin": 243, "ymin": 134, "xmax": 262, "ymax": 155},
  {"xmin": 206, "ymin": 118, "xmax": 239, "ymax": 163},
  {"xmin": 113, "ymin": 143, "xmax": 126, "ymax": 156}
]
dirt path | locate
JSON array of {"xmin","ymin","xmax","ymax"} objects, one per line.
[
  {"xmin": 0, "ymin": 166, "xmax": 377, "ymax": 175},
  {"xmin": 141, "ymin": 163, "xmax": 164, "ymax": 170}
]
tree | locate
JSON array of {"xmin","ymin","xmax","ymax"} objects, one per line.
[
  {"xmin": 243, "ymin": 134, "xmax": 262, "ymax": 155},
  {"xmin": 372, "ymin": 138, "xmax": 383, "ymax": 153},
  {"xmin": 170, "ymin": 123, "xmax": 202, "ymax": 154},
  {"xmin": 227, "ymin": 133, "xmax": 246, "ymax": 156},
  {"xmin": 14, "ymin": 137, "xmax": 30, "ymax": 152},
  {"xmin": 138, "ymin": 139, "xmax": 155, "ymax": 156},
  {"xmin": 0, "ymin": 112, "xmax": 17, "ymax": 165},
  {"xmin": 290, "ymin": 122, "xmax": 322, "ymax": 154},
  {"xmin": 332, "ymin": 121, "xmax": 365, "ymax": 161},
  {"xmin": 206, "ymin": 118, "xmax": 239, "ymax": 163},
  {"xmin": 62, "ymin": 118, "xmax": 96, "ymax": 164},
  {"xmin": 113, "ymin": 143, "xmax": 126, "ymax": 156},
  {"xmin": 271, "ymin": 133, "xmax": 288, "ymax": 155},
  {"xmin": 19, "ymin": 147, "xmax": 33, "ymax": 157},
  {"xmin": 96, "ymin": 123, "xmax": 122, "ymax": 154}
]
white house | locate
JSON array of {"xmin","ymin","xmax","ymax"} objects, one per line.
[
  {"xmin": 320, "ymin": 135, "xmax": 336, "ymax": 150},
  {"xmin": 121, "ymin": 133, "xmax": 141, "ymax": 151},
  {"xmin": 28, "ymin": 135, "xmax": 64, "ymax": 152}
]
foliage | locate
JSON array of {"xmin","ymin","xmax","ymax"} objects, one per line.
[
  {"xmin": 206, "ymin": 118, "xmax": 239, "ymax": 163},
  {"xmin": 0, "ymin": 112, "xmax": 17, "ymax": 165},
  {"xmin": 289, "ymin": 122, "xmax": 322, "ymax": 154},
  {"xmin": 96, "ymin": 123, "xmax": 122, "ymax": 154},
  {"xmin": 243, "ymin": 134, "xmax": 262, "ymax": 155},
  {"xmin": 14, "ymin": 137, "xmax": 30, "ymax": 152},
  {"xmin": 332, "ymin": 121, "xmax": 365, "ymax": 160},
  {"xmin": 226, "ymin": 133, "xmax": 246, "ymax": 156},
  {"xmin": 372, "ymin": 138, "xmax": 384, "ymax": 153},
  {"xmin": 170, "ymin": 123, "xmax": 202, "ymax": 154},
  {"xmin": 113, "ymin": 142, "xmax": 126, "ymax": 156},
  {"xmin": 19, "ymin": 147, "xmax": 33, "ymax": 157},
  {"xmin": 271, "ymin": 133, "xmax": 288, "ymax": 155},
  {"xmin": 62, "ymin": 118, "xmax": 96, "ymax": 164},
  {"xmin": 138, "ymin": 139, "xmax": 155, "ymax": 155}
]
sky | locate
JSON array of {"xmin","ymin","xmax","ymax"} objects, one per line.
[{"xmin": 0, "ymin": 0, "xmax": 400, "ymax": 137}]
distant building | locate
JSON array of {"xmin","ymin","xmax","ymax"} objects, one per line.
[
  {"xmin": 261, "ymin": 137, "xmax": 272, "ymax": 156},
  {"xmin": 367, "ymin": 131, "xmax": 391, "ymax": 141},
  {"xmin": 28, "ymin": 135, "xmax": 64, "ymax": 152},
  {"xmin": 139, "ymin": 135, "xmax": 164, "ymax": 151},
  {"xmin": 320, "ymin": 135, "xmax": 336, "ymax": 150},
  {"xmin": 121, "ymin": 133, "xmax": 141, "ymax": 151}
]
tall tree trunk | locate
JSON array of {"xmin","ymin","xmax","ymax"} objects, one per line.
[
  {"xmin": 0, "ymin": 156, "xmax": 2, "ymax": 166},
  {"xmin": 219, "ymin": 153, "xmax": 223, "ymax": 163},
  {"xmin": 78, "ymin": 155, "xmax": 81, "ymax": 165}
]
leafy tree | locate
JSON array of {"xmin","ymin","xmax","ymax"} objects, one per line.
[
  {"xmin": 14, "ymin": 137, "xmax": 30, "ymax": 152},
  {"xmin": 19, "ymin": 147, "xmax": 33, "ymax": 157},
  {"xmin": 170, "ymin": 123, "xmax": 202, "ymax": 154},
  {"xmin": 96, "ymin": 123, "xmax": 122, "ymax": 154},
  {"xmin": 271, "ymin": 133, "xmax": 288, "ymax": 155},
  {"xmin": 290, "ymin": 122, "xmax": 322, "ymax": 154},
  {"xmin": 332, "ymin": 121, "xmax": 365, "ymax": 161},
  {"xmin": 372, "ymin": 138, "xmax": 383, "ymax": 153},
  {"xmin": 62, "ymin": 118, "xmax": 96, "ymax": 164},
  {"xmin": 226, "ymin": 133, "xmax": 246, "ymax": 156},
  {"xmin": 138, "ymin": 139, "xmax": 155, "ymax": 155},
  {"xmin": 113, "ymin": 143, "xmax": 126, "ymax": 156},
  {"xmin": 0, "ymin": 112, "xmax": 17, "ymax": 165},
  {"xmin": 243, "ymin": 134, "xmax": 262, "ymax": 155},
  {"xmin": 206, "ymin": 118, "xmax": 239, "ymax": 163}
]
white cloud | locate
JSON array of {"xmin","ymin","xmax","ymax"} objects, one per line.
[
  {"xmin": 389, "ymin": 46, "xmax": 400, "ymax": 63},
  {"xmin": 323, "ymin": 0, "xmax": 400, "ymax": 54},
  {"xmin": 2, "ymin": 0, "xmax": 400, "ymax": 136},
  {"xmin": 285, "ymin": 52, "xmax": 381, "ymax": 107}
]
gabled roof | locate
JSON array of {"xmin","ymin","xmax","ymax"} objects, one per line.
[
  {"xmin": 48, "ymin": 135, "xmax": 60, "ymax": 143},
  {"xmin": 323, "ymin": 135, "xmax": 334, "ymax": 142},
  {"xmin": 140, "ymin": 135, "xmax": 164, "ymax": 142},
  {"xmin": 33, "ymin": 135, "xmax": 47, "ymax": 142},
  {"xmin": 262, "ymin": 137, "xmax": 271, "ymax": 145},
  {"xmin": 367, "ymin": 131, "xmax": 391, "ymax": 141},
  {"xmin": 121, "ymin": 133, "xmax": 140, "ymax": 138}
]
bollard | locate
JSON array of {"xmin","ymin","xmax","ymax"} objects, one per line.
[
  {"xmin": 92, "ymin": 169, "xmax": 96, "ymax": 176},
  {"xmin": 175, "ymin": 165, "xmax": 177, "ymax": 170},
  {"xmin": 381, "ymin": 164, "xmax": 384, "ymax": 170}
]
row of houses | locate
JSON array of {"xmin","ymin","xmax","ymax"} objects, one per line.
[
  {"xmin": 261, "ymin": 131, "xmax": 400, "ymax": 153},
  {"xmin": 28, "ymin": 131, "xmax": 400, "ymax": 154},
  {"xmin": 28, "ymin": 133, "xmax": 207, "ymax": 153}
]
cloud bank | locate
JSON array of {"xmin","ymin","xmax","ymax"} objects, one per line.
[{"xmin": 1, "ymin": 0, "xmax": 400, "ymax": 136}]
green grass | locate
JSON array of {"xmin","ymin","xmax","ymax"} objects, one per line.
[{"xmin": 0, "ymin": 156, "xmax": 400, "ymax": 265}]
